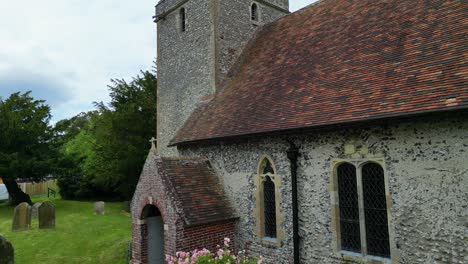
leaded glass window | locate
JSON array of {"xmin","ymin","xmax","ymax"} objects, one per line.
[
  {"xmin": 255, "ymin": 156, "xmax": 282, "ymax": 244},
  {"xmin": 335, "ymin": 161, "xmax": 392, "ymax": 259},
  {"xmin": 263, "ymin": 159, "xmax": 274, "ymax": 174},
  {"xmin": 337, "ymin": 163, "xmax": 361, "ymax": 253},
  {"xmin": 362, "ymin": 163, "xmax": 390, "ymax": 258},
  {"xmin": 263, "ymin": 176, "xmax": 276, "ymax": 238}
]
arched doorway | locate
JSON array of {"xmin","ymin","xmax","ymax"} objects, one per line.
[{"xmin": 141, "ymin": 205, "xmax": 164, "ymax": 264}]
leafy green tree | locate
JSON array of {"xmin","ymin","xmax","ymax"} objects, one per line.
[
  {"xmin": 0, "ymin": 92, "xmax": 54, "ymax": 205},
  {"xmin": 52, "ymin": 111, "xmax": 98, "ymax": 199},
  {"xmin": 55, "ymin": 70, "xmax": 157, "ymax": 200},
  {"xmin": 53, "ymin": 111, "xmax": 96, "ymax": 145},
  {"xmin": 91, "ymin": 70, "xmax": 157, "ymax": 199}
]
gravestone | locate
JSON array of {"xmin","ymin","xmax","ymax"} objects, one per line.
[
  {"xmin": 94, "ymin": 201, "xmax": 105, "ymax": 215},
  {"xmin": 122, "ymin": 201, "xmax": 131, "ymax": 213},
  {"xmin": 0, "ymin": 235, "xmax": 14, "ymax": 264},
  {"xmin": 12, "ymin": 202, "xmax": 31, "ymax": 231},
  {"xmin": 31, "ymin": 202, "xmax": 42, "ymax": 219},
  {"xmin": 38, "ymin": 201, "xmax": 55, "ymax": 229}
]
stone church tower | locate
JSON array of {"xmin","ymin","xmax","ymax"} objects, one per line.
[{"xmin": 155, "ymin": 0, "xmax": 289, "ymax": 156}]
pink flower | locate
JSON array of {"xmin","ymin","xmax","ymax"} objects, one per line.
[
  {"xmin": 257, "ymin": 256, "xmax": 264, "ymax": 264},
  {"xmin": 223, "ymin": 237, "xmax": 231, "ymax": 247}
]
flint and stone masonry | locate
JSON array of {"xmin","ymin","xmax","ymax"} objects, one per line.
[
  {"xmin": 180, "ymin": 114, "xmax": 468, "ymax": 263},
  {"xmin": 156, "ymin": 0, "xmax": 288, "ymax": 156},
  {"xmin": 133, "ymin": 0, "xmax": 468, "ymax": 263}
]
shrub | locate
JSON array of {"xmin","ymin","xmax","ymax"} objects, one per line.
[{"xmin": 165, "ymin": 238, "xmax": 261, "ymax": 264}]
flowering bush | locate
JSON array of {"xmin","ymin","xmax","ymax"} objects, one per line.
[{"xmin": 165, "ymin": 238, "xmax": 261, "ymax": 264}]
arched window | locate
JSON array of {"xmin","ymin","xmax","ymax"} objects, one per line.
[
  {"xmin": 334, "ymin": 161, "xmax": 392, "ymax": 259},
  {"xmin": 251, "ymin": 3, "xmax": 259, "ymax": 22},
  {"xmin": 180, "ymin": 8, "xmax": 186, "ymax": 32},
  {"xmin": 337, "ymin": 163, "xmax": 361, "ymax": 253},
  {"xmin": 362, "ymin": 163, "xmax": 390, "ymax": 258},
  {"xmin": 254, "ymin": 156, "xmax": 284, "ymax": 246},
  {"xmin": 263, "ymin": 175, "xmax": 276, "ymax": 238},
  {"xmin": 262, "ymin": 159, "xmax": 274, "ymax": 174}
]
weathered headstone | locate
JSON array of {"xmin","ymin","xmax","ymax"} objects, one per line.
[
  {"xmin": 12, "ymin": 202, "xmax": 31, "ymax": 231},
  {"xmin": 122, "ymin": 201, "xmax": 131, "ymax": 213},
  {"xmin": 0, "ymin": 235, "xmax": 14, "ymax": 264},
  {"xmin": 31, "ymin": 202, "xmax": 42, "ymax": 219},
  {"xmin": 38, "ymin": 201, "xmax": 55, "ymax": 229},
  {"xmin": 94, "ymin": 201, "xmax": 105, "ymax": 215}
]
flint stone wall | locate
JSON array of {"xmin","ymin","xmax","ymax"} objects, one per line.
[
  {"xmin": 156, "ymin": 0, "xmax": 288, "ymax": 157},
  {"xmin": 156, "ymin": 0, "xmax": 215, "ymax": 157},
  {"xmin": 179, "ymin": 113, "xmax": 468, "ymax": 263}
]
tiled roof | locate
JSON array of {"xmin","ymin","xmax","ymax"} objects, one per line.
[
  {"xmin": 171, "ymin": 0, "xmax": 468, "ymax": 145},
  {"xmin": 158, "ymin": 157, "xmax": 237, "ymax": 226}
]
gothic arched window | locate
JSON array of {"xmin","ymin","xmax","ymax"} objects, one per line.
[
  {"xmin": 362, "ymin": 163, "xmax": 390, "ymax": 258},
  {"xmin": 337, "ymin": 163, "xmax": 361, "ymax": 253},
  {"xmin": 262, "ymin": 159, "xmax": 274, "ymax": 174},
  {"xmin": 251, "ymin": 3, "xmax": 259, "ymax": 22},
  {"xmin": 263, "ymin": 175, "xmax": 276, "ymax": 238},
  {"xmin": 254, "ymin": 156, "xmax": 284, "ymax": 246},
  {"xmin": 180, "ymin": 8, "xmax": 186, "ymax": 32}
]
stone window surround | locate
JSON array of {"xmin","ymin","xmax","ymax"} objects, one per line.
[
  {"xmin": 253, "ymin": 155, "xmax": 285, "ymax": 247},
  {"xmin": 250, "ymin": 2, "xmax": 262, "ymax": 26},
  {"xmin": 330, "ymin": 158, "xmax": 399, "ymax": 263}
]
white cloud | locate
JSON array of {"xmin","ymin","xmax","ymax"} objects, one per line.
[
  {"xmin": 0, "ymin": 0, "xmax": 316, "ymax": 121},
  {"xmin": 0, "ymin": 0, "xmax": 156, "ymax": 121}
]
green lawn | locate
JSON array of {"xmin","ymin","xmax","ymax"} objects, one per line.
[{"xmin": 0, "ymin": 195, "xmax": 131, "ymax": 264}]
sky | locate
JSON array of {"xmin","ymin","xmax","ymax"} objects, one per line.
[{"xmin": 0, "ymin": 0, "xmax": 317, "ymax": 122}]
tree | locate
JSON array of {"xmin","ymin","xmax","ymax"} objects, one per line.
[
  {"xmin": 92, "ymin": 70, "xmax": 157, "ymax": 199},
  {"xmin": 52, "ymin": 112, "xmax": 97, "ymax": 199},
  {"xmin": 55, "ymin": 70, "xmax": 157, "ymax": 200},
  {"xmin": 0, "ymin": 92, "xmax": 54, "ymax": 205}
]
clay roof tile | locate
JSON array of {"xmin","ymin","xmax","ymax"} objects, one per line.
[{"xmin": 171, "ymin": 0, "xmax": 468, "ymax": 145}]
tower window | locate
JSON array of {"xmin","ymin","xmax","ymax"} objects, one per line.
[
  {"xmin": 251, "ymin": 3, "xmax": 259, "ymax": 22},
  {"xmin": 180, "ymin": 8, "xmax": 186, "ymax": 32}
]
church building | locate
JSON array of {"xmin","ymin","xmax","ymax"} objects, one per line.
[{"xmin": 131, "ymin": 0, "xmax": 467, "ymax": 263}]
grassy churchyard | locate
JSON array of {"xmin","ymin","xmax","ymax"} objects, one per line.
[{"xmin": 0, "ymin": 195, "xmax": 131, "ymax": 264}]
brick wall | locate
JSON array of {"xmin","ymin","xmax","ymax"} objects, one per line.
[
  {"xmin": 131, "ymin": 151, "xmax": 181, "ymax": 264},
  {"xmin": 180, "ymin": 220, "xmax": 236, "ymax": 252},
  {"xmin": 131, "ymin": 151, "xmax": 237, "ymax": 263}
]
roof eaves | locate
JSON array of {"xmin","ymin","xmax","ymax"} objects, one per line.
[{"xmin": 170, "ymin": 106, "xmax": 468, "ymax": 147}]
